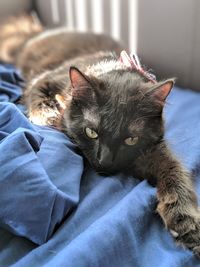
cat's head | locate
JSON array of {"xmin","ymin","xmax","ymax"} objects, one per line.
[{"xmin": 58, "ymin": 62, "xmax": 174, "ymax": 174}]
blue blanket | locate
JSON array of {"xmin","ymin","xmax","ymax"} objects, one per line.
[{"xmin": 0, "ymin": 64, "xmax": 200, "ymax": 267}]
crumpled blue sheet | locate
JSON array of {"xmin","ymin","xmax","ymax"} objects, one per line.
[{"xmin": 0, "ymin": 64, "xmax": 200, "ymax": 267}]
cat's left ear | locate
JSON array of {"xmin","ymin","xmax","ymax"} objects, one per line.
[{"xmin": 151, "ymin": 78, "xmax": 175, "ymax": 103}]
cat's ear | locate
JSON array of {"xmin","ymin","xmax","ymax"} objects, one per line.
[
  {"xmin": 69, "ymin": 66, "xmax": 92, "ymax": 94},
  {"xmin": 55, "ymin": 67, "xmax": 92, "ymax": 108},
  {"xmin": 69, "ymin": 67, "xmax": 96, "ymax": 104},
  {"xmin": 151, "ymin": 78, "xmax": 175, "ymax": 103}
]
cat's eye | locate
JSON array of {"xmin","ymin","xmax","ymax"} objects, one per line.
[
  {"xmin": 124, "ymin": 136, "xmax": 138, "ymax": 146},
  {"xmin": 85, "ymin": 127, "xmax": 98, "ymax": 139}
]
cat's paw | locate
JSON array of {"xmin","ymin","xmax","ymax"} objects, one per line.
[
  {"xmin": 169, "ymin": 212, "xmax": 200, "ymax": 257},
  {"xmin": 157, "ymin": 200, "xmax": 200, "ymax": 257},
  {"xmin": 161, "ymin": 207, "xmax": 200, "ymax": 257}
]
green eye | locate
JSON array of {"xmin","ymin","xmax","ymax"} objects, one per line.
[
  {"xmin": 85, "ymin": 127, "xmax": 98, "ymax": 139},
  {"xmin": 124, "ymin": 136, "xmax": 138, "ymax": 146}
]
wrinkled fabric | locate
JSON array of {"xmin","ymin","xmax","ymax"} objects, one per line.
[{"xmin": 0, "ymin": 64, "xmax": 200, "ymax": 267}]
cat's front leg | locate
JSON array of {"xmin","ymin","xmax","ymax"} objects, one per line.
[{"xmin": 149, "ymin": 142, "xmax": 200, "ymax": 256}]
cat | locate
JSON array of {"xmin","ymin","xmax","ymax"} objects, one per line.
[{"xmin": 1, "ymin": 14, "xmax": 200, "ymax": 257}]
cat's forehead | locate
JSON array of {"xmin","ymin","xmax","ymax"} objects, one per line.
[
  {"xmin": 99, "ymin": 72, "xmax": 148, "ymax": 101},
  {"xmin": 128, "ymin": 119, "xmax": 145, "ymax": 133},
  {"xmin": 83, "ymin": 108, "xmax": 100, "ymax": 126}
]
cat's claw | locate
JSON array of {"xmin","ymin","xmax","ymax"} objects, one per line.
[{"xmin": 170, "ymin": 229, "xmax": 179, "ymax": 237}]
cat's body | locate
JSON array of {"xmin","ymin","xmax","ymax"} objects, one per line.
[
  {"xmin": 1, "ymin": 15, "xmax": 200, "ymax": 257},
  {"xmin": 0, "ymin": 15, "xmax": 123, "ymax": 80}
]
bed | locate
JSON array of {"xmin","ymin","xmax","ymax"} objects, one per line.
[{"xmin": 0, "ymin": 63, "xmax": 200, "ymax": 267}]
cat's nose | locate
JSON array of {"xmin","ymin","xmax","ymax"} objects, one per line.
[{"xmin": 98, "ymin": 145, "xmax": 113, "ymax": 168}]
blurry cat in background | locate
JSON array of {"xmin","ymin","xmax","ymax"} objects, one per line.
[{"xmin": 1, "ymin": 14, "xmax": 200, "ymax": 257}]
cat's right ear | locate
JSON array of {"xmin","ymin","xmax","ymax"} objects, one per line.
[
  {"xmin": 69, "ymin": 67, "xmax": 91, "ymax": 90},
  {"xmin": 55, "ymin": 67, "xmax": 91, "ymax": 109},
  {"xmin": 69, "ymin": 67, "xmax": 94, "ymax": 103}
]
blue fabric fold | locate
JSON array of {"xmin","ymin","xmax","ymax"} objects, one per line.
[
  {"xmin": 0, "ymin": 64, "xmax": 200, "ymax": 266},
  {"xmin": 0, "ymin": 68, "xmax": 83, "ymax": 245},
  {"xmin": 0, "ymin": 65, "xmax": 23, "ymax": 102},
  {"xmin": 0, "ymin": 102, "xmax": 83, "ymax": 245}
]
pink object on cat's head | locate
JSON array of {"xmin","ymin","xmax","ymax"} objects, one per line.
[{"xmin": 119, "ymin": 51, "xmax": 157, "ymax": 84}]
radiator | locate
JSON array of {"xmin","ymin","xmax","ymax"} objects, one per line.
[
  {"xmin": 36, "ymin": 0, "xmax": 200, "ymax": 90},
  {"xmin": 36, "ymin": 0, "xmax": 138, "ymax": 53}
]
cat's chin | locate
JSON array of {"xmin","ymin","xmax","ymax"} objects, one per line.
[
  {"xmin": 85, "ymin": 158, "xmax": 131, "ymax": 176},
  {"xmin": 86, "ymin": 162, "xmax": 116, "ymax": 175},
  {"xmin": 84, "ymin": 158, "xmax": 128, "ymax": 175},
  {"xmin": 96, "ymin": 170, "xmax": 117, "ymax": 176},
  {"xmin": 93, "ymin": 165, "xmax": 123, "ymax": 176}
]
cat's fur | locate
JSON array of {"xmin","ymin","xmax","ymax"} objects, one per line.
[
  {"xmin": 1, "ymin": 15, "xmax": 200, "ymax": 257},
  {"xmin": 0, "ymin": 14, "xmax": 43, "ymax": 64}
]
